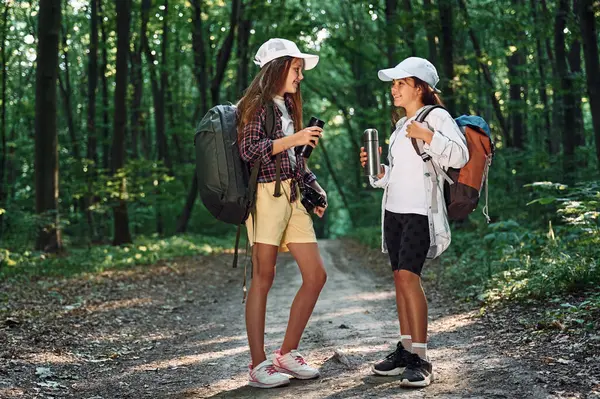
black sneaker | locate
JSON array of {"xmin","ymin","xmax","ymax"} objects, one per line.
[
  {"xmin": 372, "ymin": 342, "xmax": 411, "ymax": 376},
  {"xmin": 400, "ymin": 353, "xmax": 433, "ymax": 387}
]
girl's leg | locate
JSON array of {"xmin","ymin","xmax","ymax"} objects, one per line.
[
  {"xmin": 393, "ymin": 271, "xmax": 413, "ymax": 351},
  {"xmin": 395, "ymin": 270, "xmax": 428, "ymax": 358},
  {"xmin": 280, "ymin": 242, "xmax": 327, "ymax": 354},
  {"xmin": 245, "ymin": 243, "xmax": 279, "ymax": 366}
]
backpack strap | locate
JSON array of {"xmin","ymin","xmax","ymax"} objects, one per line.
[
  {"xmin": 265, "ymin": 102, "xmax": 282, "ymax": 197},
  {"xmin": 411, "ymin": 105, "xmax": 454, "ymax": 213}
]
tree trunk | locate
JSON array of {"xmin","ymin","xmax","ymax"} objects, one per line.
[
  {"xmin": 142, "ymin": 0, "xmax": 172, "ymax": 175},
  {"xmin": 507, "ymin": 8, "xmax": 527, "ymax": 151},
  {"xmin": 86, "ymin": 0, "xmax": 99, "ymax": 240},
  {"xmin": 0, "ymin": 2, "xmax": 10, "ymax": 237},
  {"xmin": 555, "ymin": 0, "xmax": 577, "ymax": 177},
  {"xmin": 385, "ymin": 0, "xmax": 398, "ymax": 67},
  {"xmin": 236, "ymin": 0, "xmax": 252, "ymax": 97},
  {"xmin": 191, "ymin": 0, "xmax": 209, "ymax": 116},
  {"xmin": 438, "ymin": 0, "xmax": 455, "ymax": 116},
  {"xmin": 34, "ymin": 0, "xmax": 63, "ymax": 252},
  {"xmin": 541, "ymin": 0, "xmax": 562, "ymax": 154},
  {"xmin": 423, "ymin": 0, "xmax": 438, "ymax": 66},
  {"xmin": 59, "ymin": 15, "xmax": 79, "ymax": 158},
  {"xmin": 530, "ymin": 0, "xmax": 551, "ymax": 150},
  {"xmin": 175, "ymin": 174, "xmax": 198, "ymax": 234},
  {"xmin": 111, "ymin": 0, "xmax": 132, "ymax": 246},
  {"xmin": 402, "ymin": 0, "xmax": 416, "ymax": 56},
  {"xmin": 98, "ymin": 0, "xmax": 110, "ymax": 171},
  {"xmin": 568, "ymin": 0, "xmax": 585, "ymax": 148},
  {"xmin": 458, "ymin": 0, "xmax": 509, "ymax": 142},
  {"xmin": 210, "ymin": 0, "xmax": 240, "ymax": 104},
  {"xmin": 579, "ymin": 0, "xmax": 600, "ymax": 168}
]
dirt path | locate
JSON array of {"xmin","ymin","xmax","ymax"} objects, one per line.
[{"xmin": 1, "ymin": 240, "xmax": 558, "ymax": 398}]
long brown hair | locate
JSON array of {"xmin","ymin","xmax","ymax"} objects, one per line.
[
  {"xmin": 237, "ymin": 56, "xmax": 303, "ymax": 139},
  {"xmin": 391, "ymin": 77, "xmax": 445, "ymax": 124}
]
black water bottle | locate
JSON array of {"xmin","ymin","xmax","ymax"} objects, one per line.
[{"xmin": 298, "ymin": 117, "xmax": 325, "ymax": 159}]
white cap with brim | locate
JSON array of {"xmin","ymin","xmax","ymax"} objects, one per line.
[
  {"xmin": 378, "ymin": 57, "xmax": 441, "ymax": 93},
  {"xmin": 254, "ymin": 38, "xmax": 319, "ymax": 70}
]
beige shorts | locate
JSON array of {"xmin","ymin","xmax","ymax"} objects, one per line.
[{"xmin": 245, "ymin": 179, "xmax": 317, "ymax": 252}]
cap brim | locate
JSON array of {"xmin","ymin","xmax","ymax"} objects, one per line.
[
  {"xmin": 378, "ymin": 67, "xmax": 412, "ymax": 82},
  {"xmin": 378, "ymin": 67, "xmax": 442, "ymax": 93},
  {"xmin": 296, "ymin": 53, "xmax": 319, "ymax": 70}
]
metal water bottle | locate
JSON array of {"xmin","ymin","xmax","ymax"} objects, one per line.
[
  {"xmin": 298, "ymin": 117, "xmax": 325, "ymax": 158},
  {"xmin": 363, "ymin": 128, "xmax": 380, "ymax": 177}
]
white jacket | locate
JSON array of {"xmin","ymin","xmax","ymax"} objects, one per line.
[{"xmin": 370, "ymin": 106, "xmax": 469, "ymax": 259}]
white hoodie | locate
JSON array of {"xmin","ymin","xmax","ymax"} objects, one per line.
[{"xmin": 370, "ymin": 106, "xmax": 469, "ymax": 259}]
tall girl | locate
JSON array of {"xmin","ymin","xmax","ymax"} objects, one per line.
[{"xmin": 237, "ymin": 38, "xmax": 328, "ymax": 389}]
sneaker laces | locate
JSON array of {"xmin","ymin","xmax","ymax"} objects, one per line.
[
  {"xmin": 265, "ymin": 365, "xmax": 278, "ymax": 375},
  {"xmin": 294, "ymin": 355, "xmax": 307, "ymax": 366}
]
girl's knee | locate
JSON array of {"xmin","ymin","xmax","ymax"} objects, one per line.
[
  {"xmin": 394, "ymin": 269, "xmax": 419, "ymax": 289},
  {"xmin": 304, "ymin": 267, "xmax": 327, "ymax": 291}
]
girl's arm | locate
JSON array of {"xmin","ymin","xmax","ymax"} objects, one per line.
[{"xmin": 407, "ymin": 110, "xmax": 469, "ymax": 169}]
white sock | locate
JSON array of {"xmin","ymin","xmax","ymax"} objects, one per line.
[
  {"xmin": 400, "ymin": 335, "xmax": 412, "ymax": 352},
  {"xmin": 412, "ymin": 342, "xmax": 427, "ymax": 360}
]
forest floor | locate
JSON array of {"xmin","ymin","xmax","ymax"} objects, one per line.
[{"xmin": 1, "ymin": 239, "xmax": 598, "ymax": 398}]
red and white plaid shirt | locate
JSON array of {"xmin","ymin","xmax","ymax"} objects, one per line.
[{"xmin": 238, "ymin": 96, "xmax": 317, "ymax": 202}]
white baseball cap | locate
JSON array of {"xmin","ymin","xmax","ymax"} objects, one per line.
[
  {"xmin": 378, "ymin": 57, "xmax": 441, "ymax": 93},
  {"xmin": 253, "ymin": 38, "xmax": 319, "ymax": 70}
]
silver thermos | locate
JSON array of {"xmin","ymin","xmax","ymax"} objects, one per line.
[{"xmin": 363, "ymin": 128, "xmax": 380, "ymax": 176}]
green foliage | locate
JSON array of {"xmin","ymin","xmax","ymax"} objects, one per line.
[{"xmin": 0, "ymin": 233, "xmax": 235, "ymax": 281}]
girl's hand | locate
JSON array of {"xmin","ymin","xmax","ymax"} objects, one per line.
[
  {"xmin": 359, "ymin": 146, "xmax": 385, "ymax": 179},
  {"xmin": 314, "ymin": 205, "xmax": 326, "ymax": 218},
  {"xmin": 405, "ymin": 121, "xmax": 434, "ymax": 144},
  {"xmin": 294, "ymin": 127, "xmax": 322, "ymax": 147}
]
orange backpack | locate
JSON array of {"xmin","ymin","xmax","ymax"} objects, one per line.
[{"xmin": 413, "ymin": 105, "xmax": 494, "ymax": 222}]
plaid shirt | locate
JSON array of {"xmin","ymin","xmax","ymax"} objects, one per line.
[{"xmin": 239, "ymin": 96, "xmax": 317, "ymax": 202}]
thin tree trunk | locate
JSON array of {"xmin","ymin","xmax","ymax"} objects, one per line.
[
  {"xmin": 111, "ymin": 0, "xmax": 132, "ymax": 246},
  {"xmin": 0, "ymin": 2, "xmax": 10, "ymax": 237},
  {"xmin": 458, "ymin": 0, "xmax": 509, "ymax": 142},
  {"xmin": 402, "ymin": 0, "xmax": 416, "ymax": 56},
  {"xmin": 35, "ymin": 0, "xmax": 63, "ymax": 252},
  {"xmin": 210, "ymin": 0, "xmax": 240, "ymax": 104},
  {"xmin": 438, "ymin": 0, "xmax": 455, "ymax": 116},
  {"xmin": 191, "ymin": 0, "xmax": 208, "ymax": 116},
  {"xmin": 59, "ymin": 18, "xmax": 80, "ymax": 158},
  {"xmin": 236, "ymin": 0, "xmax": 252, "ymax": 96},
  {"xmin": 579, "ymin": 0, "xmax": 600, "ymax": 168},
  {"xmin": 98, "ymin": 0, "xmax": 110, "ymax": 171},
  {"xmin": 568, "ymin": 0, "xmax": 585, "ymax": 148},
  {"xmin": 86, "ymin": 0, "xmax": 99, "ymax": 240},
  {"xmin": 385, "ymin": 0, "xmax": 398, "ymax": 67},
  {"xmin": 531, "ymin": 0, "xmax": 551, "ymax": 150},
  {"xmin": 542, "ymin": 0, "xmax": 562, "ymax": 154},
  {"xmin": 555, "ymin": 0, "xmax": 577, "ymax": 177},
  {"xmin": 423, "ymin": 0, "xmax": 438, "ymax": 66}
]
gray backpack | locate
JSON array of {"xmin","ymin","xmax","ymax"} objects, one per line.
[{"xmin": 194, "ymin": 103, "xmax": 280, "ymax": 268}]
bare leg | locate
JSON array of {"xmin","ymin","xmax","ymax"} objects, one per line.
[
  {"xmin": 393, "ymin": 270, "xmax": 412, "ymax": 348},
  {"xmin": 279, "ymin": 242, "xmax": 327, "ymax": 354},
  {"xmin": 395, "ymin": 270, "xmax": 428, "ymax": 357},
  {"xmin": 245, "ymin": 243, "xmax": 278, "ymax": 366}
]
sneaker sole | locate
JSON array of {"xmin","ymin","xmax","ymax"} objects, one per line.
[
  {"xmin": 273, "ymin": 365, "xmax": 320, "ymax": 380},
  {"xmin": 371, "ymin": 365, "xmax": 405, "ymax": 376},
  {"xmin": 248, "ymin": 379, "xmax": 290, "ymax": 389},
  {"xmin": 399, "ymin": 371, "xmax": 433, "ymax": 388}
]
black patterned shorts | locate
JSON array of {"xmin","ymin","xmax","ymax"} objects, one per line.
[{"xmin": 384, "ymin": 211, "xmax": 431, "ymax": 276}]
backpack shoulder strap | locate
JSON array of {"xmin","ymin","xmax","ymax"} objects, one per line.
[
  {"xmin": 411, "ymin": 105, "xmax": 445, "ymax": 160},
  {"xmin": 265, "ymin": 101, "xmax": 282, "ymax": 197}
]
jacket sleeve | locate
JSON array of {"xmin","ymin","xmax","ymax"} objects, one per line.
[
  {"xmin": 369, "ymin": 164, "xmax": 391, "ymax": 189},
  {"xmin": 422, "ymin": 110, "xmax": 469, "ymax": 169},
  {"xmin": 238, "ymin": 108, "xmax": 274, "ymax": 165},
  {"xmin": 303, "ymin": 169, "xmax": 317, "ymax": 186}
]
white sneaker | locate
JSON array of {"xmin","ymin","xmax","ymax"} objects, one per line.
[
  {"xmin": 248, "ymin": 359, "xmax": 290, "ymax": 388},
  {"xmin": 273, "ymin": 349, "xmax": 320, "ymax": 380}
]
